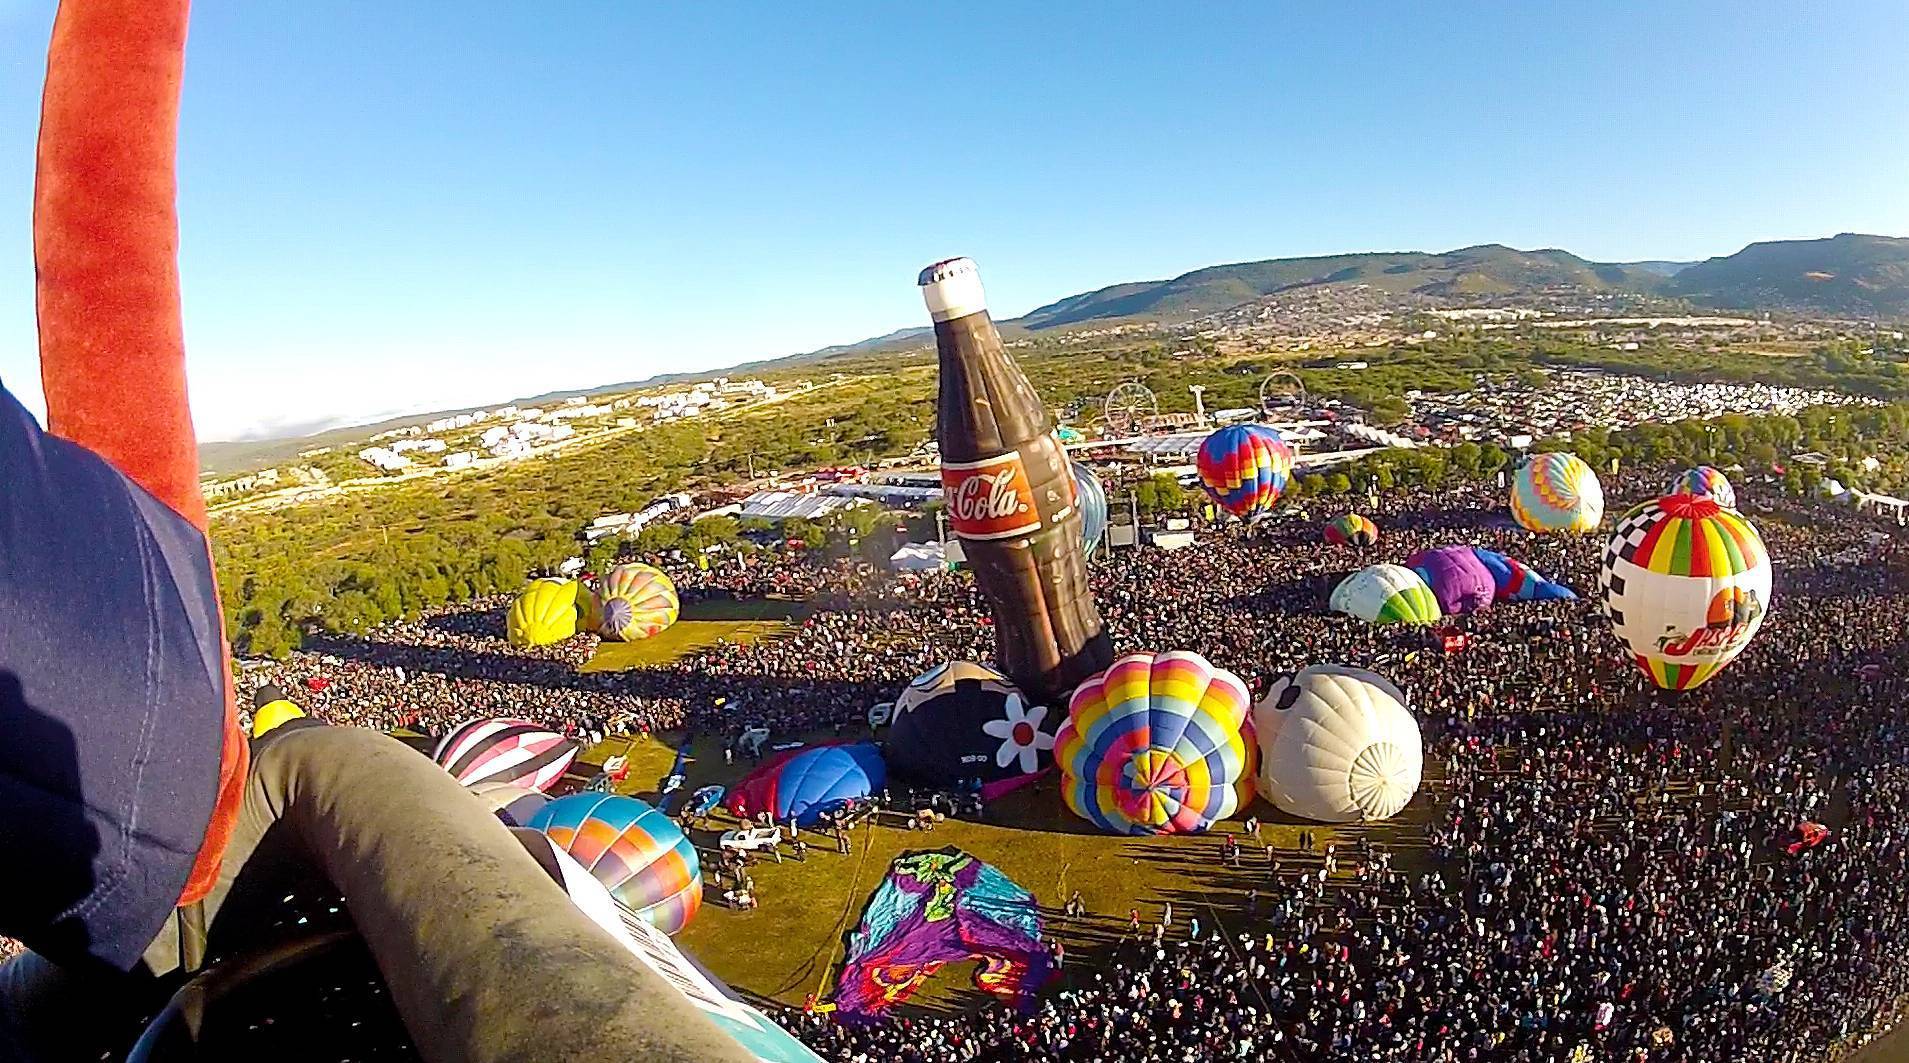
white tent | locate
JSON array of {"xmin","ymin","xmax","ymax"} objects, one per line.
[{"xmin": 889, "ymin": 542, "xmax": 947, "ymax": 571}]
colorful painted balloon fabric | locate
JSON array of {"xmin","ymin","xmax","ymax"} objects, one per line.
[
  {"xmin": 1071, "ymin": 462, "xmax": 1109, "ymax": 557},
  {"xmin": 506, "ymin": 577, "xmax": 580, "ymax": 646},
  {"xmin": 1600, "ymin": 494, "xmax": 1772, "ymax": 691},
  {"xmin": 1329, "ymin": 564, "xmax": 1441, "ymax": 626},
  {"xmin": 1510, "ymin": 452, "xmax": 1604, "ymax": 533},
  {"xmin": 1668, "ymin": 465, "xmax": 1737, "ymax": 510},
  {"xmin": 433, "ymin": 717, "xmax": 579, "ymax": 793},
  {"xmin": 835, "ymin": 849, "xmax": 1050, "ymax": 1015},
  {"xmin": 1324, "ymin": 513, "xmax": 1379, "ymax": 547},
  {"xmin": 726, "ymin": 742, "xmax": 886, "ymax": 826},
  {"xmin": 1407, "ymin": 545, "xmax": 1496, "ymax": 616},
  {"xmin": 1470, "ymin": 547, "xmax": 1577, "ymax": 601},
  {"xmin": 1054, "ymin": 651, "xmax": 1255, "ymax": 835},
  {"xmin": 597, "ymin": 562, "xmax": 680, "ymax": 641},
  {"xmin": 527, "ymin": 793, "xmax": 702, "ymax": 934},
  {"xmin": 1195, "ymin": 425, "xmax": 1293, "ymax": 517}
]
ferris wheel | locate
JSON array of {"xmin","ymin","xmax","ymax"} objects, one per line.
[
  {"xmin": 1102, "ymin": 381, "xmax": 1159, "ymax": 435},
  {"xmin": 1259, "ymin": 370, "xmax": 1306, "ymax": 415}
]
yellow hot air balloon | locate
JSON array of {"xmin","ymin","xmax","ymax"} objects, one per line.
[
  {"xmin": 1510, "ymin": 452, "xmax": 1604, "ymax": 534},
  {"xmin": 507, "ymin": 577, "xmax": 581, "ymax": 646},
  {"xmin": 597, "ymin": 563, "xmax": 679, "ymax": 641}
]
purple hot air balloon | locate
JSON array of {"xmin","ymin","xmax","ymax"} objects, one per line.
[{"xmin": 1407, "ymin": 545, "xmax": 1496, "ymax": 616}]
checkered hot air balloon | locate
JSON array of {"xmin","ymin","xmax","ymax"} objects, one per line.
[
  {"xmin": 1510, "ymin": 452, "xmax": 1605, "ymax": 534},
  {"xmin": 1196, "ymin": 425, "xmax": 1293, "ymax": 518},
  {"xmin": 528, "ymin": 793, "xmax": 703, "ymax": 934},
  {"xmin": 1667, "ymin": 465, "xmax": 1737, "ymax": 510},
  {"xmin": 1600, "ymin": 494, "xmax": 1772, "ymax": 691},
  {"xmin": 1054, "ymin": 651, "xmax": 1256, "ymax": 835}
]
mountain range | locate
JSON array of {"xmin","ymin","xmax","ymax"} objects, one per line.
[{"xmin": 201, "ymin": 233, "xmax": 1909, "ymax": 471}]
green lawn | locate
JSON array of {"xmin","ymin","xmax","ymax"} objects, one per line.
[
  {"xmin": 580, "ymin": 598, "xmax": 801, "ymax": 672},
  {"xmin": 584, "ymin": 730, "xmax": 1432, "ymax": 1014}
]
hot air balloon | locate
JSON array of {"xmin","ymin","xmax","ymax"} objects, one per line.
[
  {"xmin": 727, "ymin": 743, "xmax": 886, "ymax": 826},
  {"xmin": 1470, "ymin": 547, "xmax": 1577, "ymax": 602},
  {"xmin": 1407, "ymin": 545, "xmax": 1497, "ymax": 616},
  {"xmin": 1510, "ymin": 452, "xmax": 1604, "ymax": 534},
  {"xmin": 506, "ymin": 577, "xmax": 581, "ymax": 646},
  {"xmin": 885, "ymin": 662, "xmax": 1051, "ymax": 790},
  {"xmin": 597, "ymin": 562, "xmax": 679, "ymax": 641},
  {"xmin": 1329, "ymin": 565, "xmax": 1441, "ymax": 626},
  {"xmin": 1053, "ymin": 651, "xmax": 1256, "ymax": 835},
  {"xmin": 1600, "ymin": 494, "xmax": 1772, "ymax": 691},
  {"xmin": 1195, "ymin": 425, "xmax": 1293, "ymax": 518},
  {"xmin": 1324, "ymin": 514, "xmax": 1379, "ymax": 548},
  {"xmin": 1254, "ymin": 665, "xmax": 1422, "ymax": 823},
  {"xmin": 527, "ymin": 793, "xmax": 702, "ymax": 934},
  {"xmin": 433, "ymin": 718, "xmax": 580, "ymax": 793},
  {"xmin": 1668, "ymin": 465, "xmax": 1737, "ymax": 510},
  {"xmin": 1071, "ymin": 462, "xmax": 1109, "ymax": 558},
  {"xmin": 470, "ymin": 781, "xmax": 552, "ymax": 827}
]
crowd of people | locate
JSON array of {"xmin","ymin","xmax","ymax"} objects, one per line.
[{"xmin": 244, "ymin": 464, "xmax": 1909, "ymax": 1061}]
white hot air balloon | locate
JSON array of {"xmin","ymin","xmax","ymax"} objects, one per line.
[
  {"xmin": 1253, "ymin": 664, "xmax": 1423, "ymax": 823},
  {"xmin": 1329, "ymin": 564, "xmax": 1441, "ymax": 626}
]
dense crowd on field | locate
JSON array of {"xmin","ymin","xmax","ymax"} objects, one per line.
[{"xmin": 245, "ymin": 465, "xmax": 1909, "ymax": 1062}]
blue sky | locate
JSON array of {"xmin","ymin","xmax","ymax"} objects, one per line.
[{"xmin": 2, "ymin": 2, "xmax": 1906, "ymax": 440}]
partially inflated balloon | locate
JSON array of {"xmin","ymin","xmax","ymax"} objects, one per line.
[
  {"xmin": 1600, "ymin": 494, "xmax": 1772, "ymax": 691},
  {"xmin": 1071, "ymin": 462, "xmax": 1109, "ymax": 558},
  {"xmin": 434, "ymin": 718, "xmax": 580, "ymax": 793},
  {"xmin": 727, "ymin": 743, "xmax": 886, "ymax": 826},
  {"xmin": 1254, "ymin": 665, "xmax": 1422, "ymax": 823},
  {"xmin": 597, "ymin": 563, "xmax": 679, "ymax": 640},
  {"xmin": 1470, "ymin": 547, "xmax": 1577, "ymax": 602},
  {"xmin": 1054, "ymin": 651, "xmax": 1255, "ymax": 835},
  {"xmin": 507, "ymin": 578, "xmax": 581, "ymax": 646},
  {"xmin": 1330, "ymin": 565, "xmax": 1441, "ymax": 625},
  {"xmin": 1196, "ymin": 425, "xmax": 1293, "ymax": 518},
  {"xmin": 1511, "ymin": 452, "xmax": 1604, "ymax": 533},
  {"xmin": 1668, "ymin": 465, "xmax": 1737, "ymax": 510},
  {"xmin": 1324, "ymin": 514, "xmax": 1379, "ymax": 548},
  {"xmin": 1407, "ymin": 545, "xmax": 1496, "ymax": 616},
  {"xmin": 528, "ymin": 793, "xmax": 702, "ymax": 934}
]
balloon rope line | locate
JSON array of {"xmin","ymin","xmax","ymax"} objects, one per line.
[{"xmin": 812, "ymin": 815, "xmax": 878, "ymax": 1002}]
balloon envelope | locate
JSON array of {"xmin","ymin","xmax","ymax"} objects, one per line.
[
  {"xmin": 886, "ymin": 662, "xmax": 1051, "ymax": 788},
  {"xmin": 597, "ymin": 563, "xmax": 680, "ymax": 640},
  {"xmin": 1324, "ymin": 514, "xmax": 1379, "ymax": 548},
  {"xmin": 1470, "ymin": 547, "xmax": 1577, "ymax": 602},
  {"xmin": 1407, "ymin": 545, "xmax": 1497, "ymax": 616},
  {"xmin": 1600, "ymin": 494, "xmax": 1772, "ymax": 690},
  {"xmin": 1195, "ymin": 425, "xmax": 1293, "ymax": 517},
  {"xmin": 1668, "ymin": 465, "xmax": 1737, "ymax": 510},
  {"xmin": 507, "ymin": 578, "xmax": 580, "ymax": 646},
  {"xmin": 528, "ymin": 793, "xmax": 702, "ymax": 934},
  {"xmin": 1511, "ymin": 452, "xmax": 1604, "ymax": 533},
  {"xmin": 433, "ymin": 718, "xmax": 580, "ymax": 793},
  {"xmin": 1330, "ymin": 565, "xmax": 1441, "ymax": 625},
  {"xmin": 1054, "ymin": 651, "xmax": 1255, "ymax": 835},
  {"xmin": 1071, "ymin": 462, "xmax": 1109, "ymax": 558},
  {"xmin": 728, "ymin": 743, "xmax": 886, "ymax": 826},
  {"xmin": 1254, "ymin": 665, "xmax": 1422, "ymax": 823}
]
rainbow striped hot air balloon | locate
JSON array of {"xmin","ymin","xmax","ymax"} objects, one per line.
[
  {"xmin": 1668, "ymin": 465, "xmax": 1737, "ymax": 510},
  {"xmin": 1053, "ymin": 651, "xmax": 1256, "ymax": 835},
  {"xmin": 1600, "ymin": 494, "xmax": 1772, "ymax": 691},
  {"xmin": 1324, "ymin": 513, "xmax": 1379, "ymax": 548},
  {"xmin": 597, "ymin": 562, "xmax": 680, "ymax": 641},
  {"xmin": 1195, "ymin": 425, "xmax": 1293, "ymax": 518},
  {"xmin": 528, "ymin": 793, "xmax": 702, "ymax": 934},
  {"xmin": 1510, "ymin": 452, "xmax": 1605, "ymax": 534}
]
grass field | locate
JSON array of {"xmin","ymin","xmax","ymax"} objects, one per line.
[
  {"xmin": 580, "ymin": 597, "xmax": 802, "ymax": 672},
  {"xmin": 583, "ymin": 729, "xmax": 1430, "ymax": 1015}
]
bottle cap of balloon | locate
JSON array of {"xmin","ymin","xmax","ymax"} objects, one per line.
[{"xmin": 919, "ymin": 257, "xmax": 987, "ymax": 322}]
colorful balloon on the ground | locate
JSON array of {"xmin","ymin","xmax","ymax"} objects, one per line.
[
  {"xmin": 1324, "ymin": 513, "xmax": 1379, "ymax": 548},
  {"xmin": 1195, "ymin": 425, "xmax": 1293, "ymax": 518},
  {"xmin": 597, "ymin": 562, "xmax": 679, "ymax": 641},
  {"xmin": 1254, "ymin": 665, "xmax": 1422, "ymax": 823},
  {"xmin": 885, "ymin": 662, "xmax": 1052, "ymax": 791},
  {"xmin": 1408, "ymin": 545, "xmax": 1497, "ymax": 616},
  {"xmin": 1470, "ymin": 547, "xmax": 1577, "ymax": 601},
  {"xmin": 506, "ymin": 577, "xmax": 581, "ymax": 646},
  {"xmin": 1071, "ymin": 462, "xmax": 1109, "ymax": 558},
  {"xmin": 1330, "ymin": 565, "xmax": 1441, "ymax": 626},
  {"xmin": 527, "ymin": 793, "xmax": 702, "ymax": 934},
  {"xmin": 1510, "ymin": 452, "xmax": 1605, "ymax": 533},
  {"xmin": 1053, "ymin": 651, "xmax": 1256, "ymax": 835},
  {"xmin": 727, "ymin": 743, "xmax": 886, "ymax": 826},
  {"xmin": 1600, "ymin": 494, "xmax": 1773, "ymax": 691},
  {"xmin": 1668, "ymin": 465, "xmax": 1737, "ymax": 510},
  {"xmin": 433, "ymin": 717, "xmax": 580, "ymax": 793}
]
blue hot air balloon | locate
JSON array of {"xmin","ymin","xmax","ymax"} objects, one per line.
[{"xmin": 726, "ymin": 743, "xmax": 886, "ymax": 826}]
